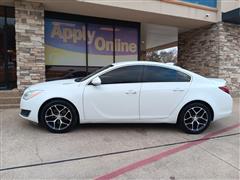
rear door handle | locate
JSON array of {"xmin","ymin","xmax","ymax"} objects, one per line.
[
  {"xmin": 173, "ymin": 89, "xmax": 184, "ymax": 92},
  {"xmin": 125, "ymin": 90, "xmax": 137, "ymax": 95}
]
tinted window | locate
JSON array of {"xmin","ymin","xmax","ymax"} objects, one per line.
[
  {"xmin": 100, "ymin": 65, "xmax": 143, "ymax": 84},
  {"xmin": 143, "ymin": 66, "xmax": 191, "ymax": 82}
]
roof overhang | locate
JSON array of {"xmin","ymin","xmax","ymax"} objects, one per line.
[
  {"xmin": 1, "ymin": 0, "xmax": 218, "ymax": 31},
  {"xmin": 222, "ymin": 8, "xmax": 240, "ymax": 24}
]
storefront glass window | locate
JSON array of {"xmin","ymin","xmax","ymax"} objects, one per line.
[
  {"xmin": 6, "ymin": 7, "xmax": 15, "ymax": 25},
  {"xmin": 45, "ymin": 14, "xmax": 139, "ymax": 80},
  {"xmin": 45, "ymin": 18, "xmax": 87, "ymax": 80},
  {"xmin": 115, "ymin": 26, "xmax": 138, "ymax": 62},
  {"xmin": 0, "ymin": 7, "xmax": 5, "ymax": 28},
  {"xmin": 88, "ymin": 23, "xmax": 114, "ymax": 68},
  {"xmin": 0, "ymin": 6, "xmax": 16, "ymax": 90}
]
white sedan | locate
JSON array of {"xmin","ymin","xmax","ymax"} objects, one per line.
[{"xmin": 20, "ymin": 61, "xmax": 232, "ymax": 134}]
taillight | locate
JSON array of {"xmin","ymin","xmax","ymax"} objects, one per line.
[{"xmin": 219, "ymin": 86, "xmax": 230, "ymax": 94}]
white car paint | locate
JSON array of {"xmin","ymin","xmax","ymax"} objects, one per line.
[
  {"xmin": 140, "ymin": 82, "xmax": 190, "ymax": 120},
  {"xmin": 84, "ymin": 83, "xmax": 141, "ymax": 122},
  {"xmin": 20, "ymin": 61, "xmax": 232, "ymax": 126}
]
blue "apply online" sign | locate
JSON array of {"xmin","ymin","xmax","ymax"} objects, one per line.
[
  {"xmin": 45, "ymin": 19, "xmax": 138, "ymax": 56},
  {"xmin": 181, "ymin": 0, "xmax": 217, "ymax": 8}
]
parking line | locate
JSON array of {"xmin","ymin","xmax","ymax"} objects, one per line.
[{"xmin": 95, "ymin": 123, "xmax": 240, "ymax": 180}]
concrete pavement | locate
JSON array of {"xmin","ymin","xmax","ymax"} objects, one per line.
[{"xmin": 0, "ymin": 98, "xmax": 239, "ymax": 179}]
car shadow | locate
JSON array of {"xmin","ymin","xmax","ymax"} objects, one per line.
[
  {"xmin": 24, "ymin": 120, "xmax": 181, "ymax": 134},
  {"xmin": 74, "ymin": 123, "xmax": 180, "ymax": 133}
]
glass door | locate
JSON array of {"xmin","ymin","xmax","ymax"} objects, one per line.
[
  {"xmin": 0, "ymin": 6, "xmax": 16, "ymax": 90},
  {"xmin": 0, "ymin": 29, "xmax": 7, "ymax": 89},
  {"xmin": 5, "ymin": 24, "xmax": 16, "ymax": 89}
]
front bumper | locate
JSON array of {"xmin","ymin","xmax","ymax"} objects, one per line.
[
  {"xmin": 20, "ymin": 109, "xmax": 31, "ymax": 117},
  {"xmin": 19, "ymin": 97, "xmax": 43, "ymax": 123}
]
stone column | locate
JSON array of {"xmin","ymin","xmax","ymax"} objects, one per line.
[
  {"xmin": 218, "ymin": 23, "xmax": 240, "ymax": 97},
  {"xmin": 178, "ymin": 22, "xmax": 240, "ymax": 97},
  {"xmin": 15, "ymin": 0, "xmax": 45, "ymax": 91},
  {"xmin": 178, "ymin": 23, "xmax": 220, "ymax": 77}
]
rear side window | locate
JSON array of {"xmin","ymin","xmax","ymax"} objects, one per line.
[
  {"xmin": 143, "ymin": 66, "xmax": 191, "ymax": 82},
  {"xmin": 100, "ymin": 65, "xmax": 143, "ymax": 84}
]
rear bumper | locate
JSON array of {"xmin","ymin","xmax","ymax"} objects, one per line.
[
  {"xmin": 213, "ymin": 110, "xmax": 232, "ymax": 121},
  {"xmin": 213, "ymin": 94, "xmax": 233, "ymax": 121}
]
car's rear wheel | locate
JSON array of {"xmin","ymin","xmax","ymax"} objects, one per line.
[
  {"xmin": 39, "ymin": 99, "xmax": 78, "ymax": 133},
  {"xmin": 178, "ymin": 102, "xmax": 212, "ymax": 134}
]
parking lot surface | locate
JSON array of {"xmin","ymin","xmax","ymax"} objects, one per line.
[{"xmin": 0, "ymin": 98, "xmax": 239, "ymax": 179}]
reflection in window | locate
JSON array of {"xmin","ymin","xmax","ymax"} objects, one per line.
[{"xmin": 46, "ymin": 66, "xmax": 87, "ymax": 81}]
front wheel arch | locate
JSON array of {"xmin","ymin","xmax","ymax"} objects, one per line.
[
  {"xmin": 177, "ymin": 100, "xmax": 214, "ymax": 124},
  {"xmin": 38, "ymin": 98, "xmax": 80, "ymax": 125}
]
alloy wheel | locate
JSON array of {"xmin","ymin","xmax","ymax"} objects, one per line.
[
  {"xmin": 45, "ymin": 104, "xmax": 72, "ymax": 131},
  {"xmin": 183, "ymin": 106, "xmax": 209, "ymax": 132}
]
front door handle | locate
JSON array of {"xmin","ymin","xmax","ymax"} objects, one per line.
[{"xmin": 125, "ymin": 90, "xmax": 137, "ymax": 95}]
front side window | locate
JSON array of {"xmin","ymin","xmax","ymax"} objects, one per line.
[
  {"xmin": 143, "ymin": 66, "xmax": 191, "ymax": 82},
  {"xmin": 100, "ymin": 65, "xmax": 143, "ymax": 84}
]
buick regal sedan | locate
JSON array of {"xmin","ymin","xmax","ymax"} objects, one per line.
[{"xmin": 20, "ymin": 61, "xmax": 232, "ymax": 134}]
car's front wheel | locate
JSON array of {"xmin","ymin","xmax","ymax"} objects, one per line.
[
  {"xmin": 178, "ymin": 102, "xmax": 212, "ymax": 134},
  {"xmin": 39, "ymin": 99, "xmax": 78, "ymax": 133}
]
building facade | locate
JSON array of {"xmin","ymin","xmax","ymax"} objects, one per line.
[{"xmin": 0, "ymin": 0, "xmax": 239, "ymax": 96}]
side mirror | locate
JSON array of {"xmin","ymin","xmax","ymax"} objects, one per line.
[{"xmin": 91, "ymin": 77, "xmax": 101, "ymax": 86}]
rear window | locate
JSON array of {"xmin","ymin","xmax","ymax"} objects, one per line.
[{"xmin": 143, "ymin": 66, "xmax": 191, "ymax": 82}]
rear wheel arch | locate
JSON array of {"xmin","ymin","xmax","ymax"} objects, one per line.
[
  {"xmin": 177, "ymin": 100, "xmax": 214, "ymax": 123},
  {"xmin": 38, "ymin": 98, "xmax": 80, "ymax": 125}
]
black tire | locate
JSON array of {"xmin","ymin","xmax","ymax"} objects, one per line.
[
  {"xmin": 177, "ymin": 102, "xmax": 212, "ymax": 134},
  {"xmin": 39, "ymin": 99, "xmax": 78, "ymax": 133}
]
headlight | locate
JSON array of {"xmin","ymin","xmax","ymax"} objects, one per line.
[{"xmin": 23, "ymin": 90, "xmax": 43, "ymax": 100}]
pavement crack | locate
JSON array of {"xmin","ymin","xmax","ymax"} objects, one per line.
[
  {"xmin": 35, "ymin": 144, "xmax": 43, "ymax": 163},
  {"xmin": 198, "ymin": 145, "xmax": 240, "ymax": 171}
]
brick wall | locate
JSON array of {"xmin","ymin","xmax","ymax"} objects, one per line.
[
  {"xmin": 178, "ymin": 22, "xmax": 240, "ymax": 97},
  {"xmin": 15, "ymin": 0, "xmax": 45, "ymax": 91}
]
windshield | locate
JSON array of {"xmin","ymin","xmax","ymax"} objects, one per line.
[{"xmin": 76, "ymin": 64, "xmax": 113, "ymax": 82}]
